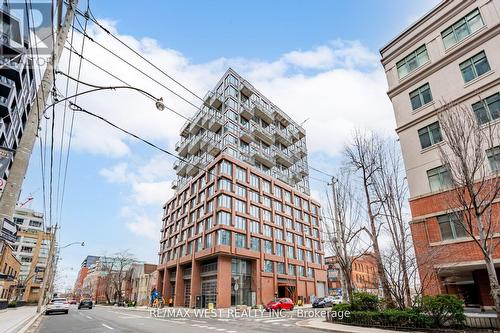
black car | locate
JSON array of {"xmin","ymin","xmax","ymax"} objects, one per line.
[{"xmin": 78, "ymin": 299, "xmax": 93, "ymax": 309}]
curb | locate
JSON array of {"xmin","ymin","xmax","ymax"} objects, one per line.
[
  {"xmin": 296, "ymin": 319, "xmax": 340, "ymax": 333},
  {"xmin": 6, "ymin": 307, "xmax": 45, "ymax": 333}
]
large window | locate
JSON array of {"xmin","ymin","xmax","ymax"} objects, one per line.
[
  {"xmin": 235, "ymin": 216, "xmax": 246, "ymax": 230},
  {"xmin": 397, "ymin": 45, "xmax": 429, "ymax": 78},
  {"xmin": 288, "ymin": 264, "xmax": 295, "ymax": 276},
  {"xmin": 460, "ymin": 51, "xmax": 491, "ymax": 83},
  {"xmin": 276, "ymin": 243, "xmax": 284, "ymax": 256},
  {"xmin": 218, "ymin": 194, "xmax": 232, "ymax": 209},
  {"xmin": 418, "ymin": 122, "xmax": 442, "ymax": 149},
  {"xmin": 410, "ymin": 83, "xmax": 433, "ymax": 110},
  {"xmin": 218, "ymin": 229, "xmax": 231, "ymax": 245},
  {"xmin": 235, "ymin": 199, "xmax": 246, "ymax": 213},
  {"xmin": 264, "ymin": 260, "xmax": 273, "ymax": 273},
  {"xmin": 442, "ymin": 9, "xmax": 484, "ymax": 49},
  {"xmin": 236, "ymin": 167, "xmax": 246, "ymax": 182},
  {"xmin": 427, "ymin": 166, "xmax": 452, "ymax": 192},
  {"xmin": 264, "ymin": 240, "xmax": 273, "ymax": 254},
  {"xmin": 250, "ymin": 237, "xmax": 260, "ymax": 251},
  {"xmin": 438, "ymin": 213, "xmax": 467, "ymax": 240},
  {"xmin": 263, "ymin": 224, "xmax": 272, "ymax": 237},
  {"xmin": 218, "ymin": 178, "xmax": 232, "ymax": 192},
  {"xmin": 250, "ymin": 221, "xmax": 260, "ymax": 234},
  {"xmin": 219, "ymin": 160, "xmax": 232, "ymax": 175},
  {"xmin": 277, "ymin": 262, "xmax": 285, "ymax": 274},
  {"xmin": 235, "ymin": 233, "xmax": 246, "ymax": 248},
  {"xmin": 487, "ymin": 146, "xmax": 500, "ymax": 172},
  {"xmin": 287, "ymin": 246, "xmax": 295, "ymax": 259},
  {"xmin": 217, "ymin": 211, "xmax": 231, "ymax": 226},
  {"xmin": 472, "ymin": 93, "xmax": 499, "ymax": 125}
]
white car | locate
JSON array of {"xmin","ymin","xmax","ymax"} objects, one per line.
[{"xmin": 45, "ymin": 297, "xmax": 69, "ymax": 315}]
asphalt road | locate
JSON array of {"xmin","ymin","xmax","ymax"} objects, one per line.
[{"xmin": 37, "ymin": 305, "xmax": 328, "ymax": 333}]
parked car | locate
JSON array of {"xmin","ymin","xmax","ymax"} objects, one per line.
[
  {"xmin": 312, "ymin": 295, "xmax": 343, "ymax": 308},
  {"xmin": 69, "ymin": 299, "xmax": 77, "ymax": 305},
  {"xmin": 78, "ymin": 299, "xmax": 93, "ymax": 310},
  {"xmin": 45, "ymin": 298, "xmax": 69, "ymax": 315},
  {"xmin": 265, "ymin": 298, "xmax": 294, "ymax": 311}
]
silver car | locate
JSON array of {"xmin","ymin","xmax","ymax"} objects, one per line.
[{"xmin": 45, "ymin": 297, "xmax": 69, "ymax": 315}]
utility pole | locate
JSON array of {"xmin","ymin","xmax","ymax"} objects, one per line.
[
  {"xmin": 0, "ymin": 0, "xmax": 78, "ymax": 223},
  {"xmin": 36, "ymin": 226, "xmax": 56, "ymax": 313},
  {"xmin": 0, "ymin": 0, "xmax": 82, "ymax": 313},
  {"xmin": 330, "ymin": 176, "xmax": 348, "ymax": 301}
]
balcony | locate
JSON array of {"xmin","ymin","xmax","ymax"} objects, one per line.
[
  {"xmin": 240, "ymin": 100, "xmax": 253, "ymax": 120},
  {"xmin": 203, "ymin": 91, "xmax": 213, "ymax": 107},
  {"xmin": 239, "ymin": 80, "xmax": 253, "ymax": 98},
  {"xmin": 252, "ymin": 101, "xmax": 274, "ymax": 124},
  {"xmin": 175, "ymin": 137, "xmax": 189, "ymax": 157},
  {"xmin": 251, "ymin": 121, "xmax": 274, "ymax": 146},
  {"xmin": 273, "ymin": 147, "xmax": 293, "ymax": 167},
  {"xmin": 208, "ymin": 111, "xmax": 224, "ymax": 132},
  {"xmin": 173, "ymin": 160, "xmax": 187, "ymax": 177},
  {"xmin": 211, "ymin": 92, "xmax": 223, "ymax": 109},
  {"xmin": 252, "ymin": 145, "xmax": 275, "ymax": 168},
  {"xmin": 188, "ymin": 134, "xmax": 203, "ymax": 155},
  {"xmin": 274, "ymin": 127, "xmax": 292, "ymax": 147}
]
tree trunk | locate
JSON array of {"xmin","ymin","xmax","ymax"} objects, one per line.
[
  {"xmin": 484, "ymin": 255, "xmax": 500, "ymax": 329},
  {"xmin": 362, "ymin": 178, "xmax": 395, "ymax": 308}
]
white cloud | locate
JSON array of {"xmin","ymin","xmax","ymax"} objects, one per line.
[
  {"xmin": 121, "ymin": 207, "xmax": 161, "ymax": 241},
  {"xmin": 131, "ymin": 181, "xmax": 172, "ymax": 206}
]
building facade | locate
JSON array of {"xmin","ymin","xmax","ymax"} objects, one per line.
[
  {"xmin": 123, "ymin": 263, "xmax": 157, "ymax": 306},
  {"xmin": 11, "ymin": 208, "xmax": 52, "ymax": 302},
  {"xmin": 0, "ymin": 2, "xmax": 36, "ymax": 185},
  {"xmin": 325, "ymin": 254, "xmax": 379, "ymax": 296},
  {"xmin": 157, "ymin": 69, "xmax": 327, "ymax": 308},
  {"xmin": 73, "ymin": 255, "xmax": 99, "ymax": 301},
  {"xmin": 380, "ymin": 0, "xmax": 500, "ymax": 308},
  {"xmin": 0, "ymin": 241, "xmax": 20, "ymax": 305}
]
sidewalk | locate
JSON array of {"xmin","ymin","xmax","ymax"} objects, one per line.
[
  {"xmin": 0, "ymin": 305, "xmax": 42, "ymax": 333},
  {"xmin": 296, "ymin": 317, "xmax": 412, "ymax": 333}
]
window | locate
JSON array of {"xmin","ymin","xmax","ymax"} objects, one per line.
[
  {"xmin": 442, "ymin": 9, "xmax": 484, "ymax": 49},
  {"xmin": 438, "ymin": 213, "xmax": 467, "ymax": 240},
  {"xmin": 297, "ymin": 249, "xmax": 304, "ymax": 260},
  {"xmin": 274, "ymin": 186, "xmax": 282, "ymax": 198},
  {"xmin": 262, "ymin": 180, "xmax": 271, "ymax": 193},
  {"xmin": 262, "ymin": 210, "xmax": 271, "ymax": 222},
  {"xmin": 274, "ymin": 214, "xmax": 283, "ymax": 226},
  {"xmin": 250, "ymin": 174, "xmax": 259, "ymax": 188},
  {"xmin": 397, "ymin": 45, "xmax": 429, "ymax": 78},
  {"xmin": 427, "ymin": 166, "xmax": 452, "ymax": 192},
  {"xmin": 197, "ymin": 238, "xmax": 203, "ymax": 251},
  {"xmin": 217, "ymin": 211, "xmax": 231, "ymax": 225},
  {"xmin": 277, "ymin": 262, "xmax": 285, "ymax": 274},
  {"xmin": 263, "ymin": 224, "xmax": 272, "ymax": 237},
  {"xmin": 218, "ymin": 194, "xmax": 231, "ymax": 209},
  {"xmin": 250, "ymin": 205, "xmax": 259, "ymax": 219},
  {"xmin": 472, "ymin": 93, "xmax": 499, "ymax": 125},
  {"xmin": 297, "ymin": 266, "xmax": 305, "ymax": 277},
  {"xmin": 487, "ymin": 146, "xmax": 500, "ymax": 172},
  {"xmin": 205, "ymin": 217, "xmax": 213, "ymax": 230},
  {"xmin": 235, "ymin": 233, "xmax": 246, "ymax": 248},
  {"xmin": 264, "ymin": 260, "xmax": 273, "ymax": 273},
  {"xmin": 235, "ymin": 199, "xmax": 246, "ymax": 213},
  {"xmin": 460, "ymin": 51, "xmax": 491, "ymax": 83},
  {"xmin": 262, "ymin": 196, "xmax": 271, "ymax": 208},
  {"xmin": 286, "ymin": 232, "xmax": 294, "ymax": 243},
  {"xmin": 235, "ymin": 184, "xmax": 246, "ymax": 198},
  {"xmin": 276, "ymin": 243, "xmax": 284, "ymax": 256},
  {"xmin": 307, "ymin": 267, "xmax": 314, "ymax": 278},
  {"xmin": 218, "ymin": 178, "xmax": 232, "ymax": 192},
  {"xmin": 205, "ymin": 233, "xmax": 213, "ymax": 248},
  {"xmin": 264, "ymin": 240, "xmax": 273, "ymax": 254},
  {"xmin": 218, "ymin": 229, "xmax": 231, "ymax": 245},
  {"xmin": 250, "ymin": 221, "xmax": 260, "ymax": 234},
  {"xmin": 249, "ymin": 191, "xmax": 259, "ymax": 203},
  {"xmin": 284, "ymin": 191, "xmax": 291, "ymax": 203},
  {"xmin": 250, "ymin": 237, "xmax": 260, "ymax": 251},
  {"xmin": 288, "ymin": 264, "xmax": 295, "ymax": 276},
  {"xmin": 235, "ymin": 216, "xmax": 246, "ymax": 230},
  {"xmin": 287, "ymin": 246, "xmax": 295, "ymax": 259},
  {"xmin": 236, "ymin": 167, "xmax": 246, "ymax": 182},
  {"xmin": 220, "ymin": 160, "xmax": 232, "ymax": 175},
  {"xmin": 418, "ymin": 122, "xmax": 442, "ymax": 149},
  {"xmin": 410, "ymin": 83, "xmax": 433, "ymax": 110},
  {"xmin": 275, "ymin": 229, "xmax": 283, "ymax": 240}
]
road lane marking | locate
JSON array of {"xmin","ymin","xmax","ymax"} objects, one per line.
[
  {"xmin": 216, "ymin": 329, "xmax": 226, "ymax": 331},
  {"xmin": 102, "ymin": 324, "xmax": 114, "ymax": 330},
  {"xmin": 85, "ymin": 315, "xmax": 93, "ymax": 319},
  {"xmin": 190, "ymin": 320, "xmax": 207, "ymax": 323}
]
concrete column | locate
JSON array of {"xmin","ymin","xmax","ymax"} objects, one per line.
[
  {"xmin": 174, "ymin": 265, "xmax": 185, "ymax": 307},
  {"xmin": 216, "ymin": 256, "xmax": 232, "ymax": 308},
  {"xmin": 190, "ymin": 260, "xmax": 201, "ymax": 308}
]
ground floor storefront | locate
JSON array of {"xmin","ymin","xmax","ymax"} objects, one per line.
[{"xmin": 157, "ymin": 255, "xmax": 327, "ymax": 308}]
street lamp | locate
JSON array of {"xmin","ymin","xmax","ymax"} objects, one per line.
[{"xmin": 58, "ymin": 241, "xmax": 85, "ymax": 250}]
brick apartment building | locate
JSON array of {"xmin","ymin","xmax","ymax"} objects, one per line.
[
  {"xmin": 380, "ymin": 0, "xmax": 500, "ymax": 308},
  {"xmin": 325, "ymin": 254, "xmax": 379, "ymax": 296},
  {"xmin": 157, "ymin": 69, "xmax": 327, "ymax": 308},
  {"xmin": 73, "ymin": 255, "xmax": 99, "ymax": 301}
]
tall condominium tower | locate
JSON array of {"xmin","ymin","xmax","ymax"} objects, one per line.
[{"xmin": 157, "ymin": 68, "xmax": 327, "ymax": 308}]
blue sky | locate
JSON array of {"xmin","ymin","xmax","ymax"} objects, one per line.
[{"xmin": 19, "ymin": 0, "xmax": 438, "ymax": 290}]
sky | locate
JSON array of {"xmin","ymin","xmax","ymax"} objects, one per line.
[{"xmin": 18, "ymin": 0, "xmax": 440, "ymax": 291}]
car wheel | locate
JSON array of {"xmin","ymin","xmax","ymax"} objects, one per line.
[
  {"xmin": 290, "ymin": 306, "xmax": 294, "ymax": 311},
  {"xmin": 89, "ymin": 307, "xmax": 92, "ymax": 309},
  {"xmin": 65, "ymin": 310, "xmax": 69, "ymax": 314}
]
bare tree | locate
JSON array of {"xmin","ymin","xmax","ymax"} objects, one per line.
[
  {"xmin": 344, "ymin": 130, "xmax": 395, "ymax": 308},
  {"xmin": 101, "ymin": 250, "xmax": 135, "ymax": 304},
  {"xmin": 323, "ymin": 169, "xmax": 369, "ymax": 302},
  {"xmin": 373, "ymin": 139, "xmax": 413, "ymax": 308},
  {"xmin": 437, "ymin": 102, "xmax": 500, "ymax": 323}
]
